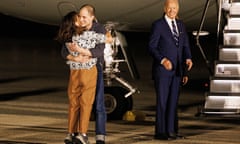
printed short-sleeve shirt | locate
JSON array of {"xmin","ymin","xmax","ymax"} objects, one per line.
[{"xmin": 67, "ymin": 31, "xmax": 105, "ymax": 69}]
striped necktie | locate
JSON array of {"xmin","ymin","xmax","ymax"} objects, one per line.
[{"xmin": 171, "ymin": 20, "xmax": 179, "ymax": 46}]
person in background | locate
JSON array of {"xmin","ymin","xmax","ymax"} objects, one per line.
[{"xmin": 148, "ymin": 0, "xmax": 193, "ymax": 140}]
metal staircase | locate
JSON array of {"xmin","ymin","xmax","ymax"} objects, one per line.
[{"xmin": 199, "ymin": 0, "xmax": 240, "ymax": 116}]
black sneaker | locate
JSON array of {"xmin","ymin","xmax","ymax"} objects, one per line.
[
  {"xmin": 96, "ymin": 140, "xmax": 105, "ymax": 144},
  {"xmin": 74, "ymin": 134, "xmax": 90, "ymax": 144}
]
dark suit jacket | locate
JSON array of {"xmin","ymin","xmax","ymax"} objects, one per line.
[{"xmin": 148, "ymin": 17, "xmax": 192, "ymax": 78}]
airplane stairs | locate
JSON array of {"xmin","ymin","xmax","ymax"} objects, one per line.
[{"xmin": 200, "ymin": 0, "xmax": 240, "ymax": 116}]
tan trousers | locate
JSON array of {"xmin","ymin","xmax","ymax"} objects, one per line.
[{"xmin": 67, "ymin": 66, "xmax": 97, "ymax": 134}]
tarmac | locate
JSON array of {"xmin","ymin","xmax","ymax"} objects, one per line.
[{"xmin": 0, "ymin": 22, "xmax": 240, "ymax": 144}]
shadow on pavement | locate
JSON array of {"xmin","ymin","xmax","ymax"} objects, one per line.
[
  {"xmin": 0, "ymin": 141, "xmax": 46, "ymax": 144},
  {"xmin": 0, "ymin": 87, "xmax": 65, "ymax": 101}
]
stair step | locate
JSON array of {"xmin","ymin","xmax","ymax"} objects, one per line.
[
  {"xmin": 226, "ymin": 15, "xmax": 240, "ymax": 30},
  {"xmin": 215, "ymin": 60, "xmax": 240, "ymax": 64},
  {"xmin": 210, "ymin": 78, "xmax": 240, "ymax": 93},
  {"xmin": 201, "ymin": 0, "xmax": 240, "ymax": 116},
  {"xmin": 204, "ymin": 95, "xmax": 240, "ymax": 109},
  {"xmin": 223, "ymin": 30, "xmax": 240, "ymax": 45},
  {"xmin": 230, "ymin": 2, "xmax": 240, "ymax": 15},
  {"xmin": 219, "ymin": 46, "xmax": 240, "ymax": 61},
  {"xmin": 207, "ymin": 92, "xmax": 240, "ymax": 96},
  {"xmin": 210, "ymin": 76, "xmax": 240, "ymax": 80},
  {"xmin": 201, "ymin": 108, "xmax": 240, "ymax": 115},
  {"xmin": 215, "ymin": 61, "xmax": 240, "ymax": 77},
  {"xmin": 202, "ymin": 93, "xmax": 240, "ymax": 115}
]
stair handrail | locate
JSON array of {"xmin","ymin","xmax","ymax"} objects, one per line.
[
  {"xmin": 195, "ymin": 0, "xmax": 222, "ymax": 76},
  {"xmin": 216, "ymin": 0, "xmax": 223, "ymax": 62}
]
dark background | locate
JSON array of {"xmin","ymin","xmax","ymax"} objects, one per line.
[{"xmin": 0, "ymin": 13, "xmax": 217, "ymax": 86}]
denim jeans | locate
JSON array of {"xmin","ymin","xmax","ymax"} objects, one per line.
[{"xmin": 95, "ymin": 64, "xmax": 107, "ymax": 140}]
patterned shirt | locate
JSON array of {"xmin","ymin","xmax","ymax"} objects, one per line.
[{"xmin": 67, "ymin": 31, "xmax": 106, "ymax": 69}]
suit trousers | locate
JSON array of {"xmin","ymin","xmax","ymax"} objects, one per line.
[
  {"xmin": 154, "ymin": 74, "xmax": 181, "ymax": 135},
  {"xmin": 67, "ymin": 66, "xmax": 97, "ymax": 134}
]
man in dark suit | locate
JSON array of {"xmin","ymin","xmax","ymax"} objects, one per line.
[{"xmin": 148, "ymin": 0, "xmax": 193, "ymax": 140}]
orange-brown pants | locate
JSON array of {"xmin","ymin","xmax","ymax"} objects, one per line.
[{"xmin": 67, "ymin": 66, "xmax": 97, "ymax": 134}]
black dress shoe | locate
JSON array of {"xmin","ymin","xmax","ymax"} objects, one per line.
[
  {"xmin": 96, "ymin": 140, "xmax": 105, "ymax": 144},
  {"xmin": 154, "ymin": 134, "xmax": 169, "ymax": 140},
  {"xmin": 176, "ymin": 134, "xmax": 186, "ymax": 139},
  {"xmin": 168, "ymin": 133, "xmax": 186, "ymax": 139},
  {"xmin": 155, "ymin": 134, "xmax": 178, "ymax": 140},
  {"xmin": 168, "ymin": 133, "xmax": 177, "ymax": 140}
]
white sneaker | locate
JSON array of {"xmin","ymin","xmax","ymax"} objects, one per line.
[
  {"xmin": 64, "ymin": 133, "xmax": 73, "ymax": 144},
  {"xmin": 74, "ymin": 133, "xmax": 90, "ymax": 144}
]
